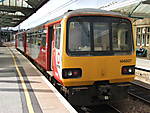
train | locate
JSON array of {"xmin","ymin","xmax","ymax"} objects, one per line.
[{"xmin": 15, "ymin": 8, "xmax": 136, "ymax": 106}]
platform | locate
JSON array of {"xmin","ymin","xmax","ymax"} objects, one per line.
[
  {"xmin": 0, "ymin": 46, "xmax": 77, "ymax": 113},
  {"xmin": 136, "ymin": 58, "xmax": 150, "ymax": 70}
]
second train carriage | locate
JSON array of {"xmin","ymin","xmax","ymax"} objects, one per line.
[
  {"xmin": 15, "ymin": 32, "xmax": 26, "ymax": 53},
  {"xmin": 16, "ymin": 8, "xmax": 136, "ymax": 106}
]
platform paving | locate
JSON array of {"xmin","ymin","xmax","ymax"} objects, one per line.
[
  {"xmin": 0, "ymin": 47, "xmax": 24, "ymax": 113},
  {"xmin": 136, "ymin": 58, "xmax": 150, "ymax": 70},
  {"xmin": 0, "ymin": 46, "xmax": 77, "ymax": 113}
]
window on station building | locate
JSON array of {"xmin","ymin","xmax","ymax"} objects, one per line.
[
  {"xmin": 137, "ymin": 28, "xmax": 141, "ymax": 33},
  {"xmin": 136, "ymin": 34, "xmax": 141, "ymax": 46},
  {"xmin": 146, "ymin": 35, "xmax": 150, "ymax": 46},
  {"xmin": 142, "ymin": 28, "xmax": 146, "ymax": 34},
  {"xmin": 147, "ymin": 27, "xmax": 150, "ymax": 33},
  {"xmin": 136, "ymin": 27, "xmax": 150, "ymax": 47},
  {"xmin": 142, "ymin": 34, "xmax": 146, "ymax": 46}
]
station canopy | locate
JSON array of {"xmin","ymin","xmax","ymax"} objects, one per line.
[
  {"xmin": 0, "ymin": 0, "xmax": 49, "ymax": 27},
  {"xmin": 100, "ymin": 0, "xmax": 150, "ymax": 19}
]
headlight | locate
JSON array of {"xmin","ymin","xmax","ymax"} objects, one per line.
[
  {"xmin": 62, "ymin": 68, "xmax": 82, "ymax": 79},
  {"xmin": 122, "ymin": 65, "xmax": 135, "ymax": 75}
]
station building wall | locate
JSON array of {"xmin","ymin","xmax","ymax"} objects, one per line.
[{"xmin": 134, "ymin": 18, "xmax": 150, "ymax": 58}]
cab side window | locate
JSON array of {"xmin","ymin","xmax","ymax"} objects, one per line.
[{"xmin": 55, "ymin": 24, "xmax": 61, "ymax": 49}]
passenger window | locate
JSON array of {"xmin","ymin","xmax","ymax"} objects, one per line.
[
  {"xmin": 37, "ymin": 29, "xmax": 46, "ymax": 47},
  {"xmin": 41, "ymin": 37, "xmax": 46, "ymax": 47},
  {"xmin": 55, "ymin": 24, "xmax": 61, "ymax": 49},
  {"xmin": 27, "ymin": 33, "xmax": 30, "ymax": 43}
]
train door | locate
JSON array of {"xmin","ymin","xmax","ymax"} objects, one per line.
[
  {"xmin": 48, "ymin": 26, "xmax": 53, "ymax": 71},
  {"xmin": 52, "ymin": 23, "xmax": 62, "ymax": 81},
  {"xmin": 23, "ymin": 33, "xmax": 26, "ymax": 53}
]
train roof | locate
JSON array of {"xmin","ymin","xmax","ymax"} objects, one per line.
[
  {"xmin": 65, "ymin": 8, "xmax": 123, "ymax": 17},
  {"xmin": 44, "ymin": 8, "xmax": 125, "ymax": 25},
  {"xmin": 28, "ymin": 8, "xmax": 127, "ymax": 30}
]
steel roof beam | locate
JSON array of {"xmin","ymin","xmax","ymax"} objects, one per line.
[
  {"xmin": 128, "ymin": 2, "xmax": 142, "ymax": 17},
  {"xmin": 0, "ymin": 17, "xmax": 23, "ymax": 22},
  {"xmin": 0, "ymin": 14, "xmax": 25, "ymax": 19},
  {"xmin": 0, "ymin": 23, "xmax": 16, "ymax": 27},
  {"xmin": 25, "ymin": 0, "xmax": 39, "ymax": 8},
  {"xmin": 0, "ymin": 0, "xmax": 49, "ymax": 27},
  {"xmin": 0, "ymin": 5, "xmax": 34, "ymax": 16},
  {"xmin": 142, "ymin": 0, "xmax": 150, "ymax": 5},
  {"xmin": 25, "ymin": 0, "xmax": 49, "ymax": 9}
]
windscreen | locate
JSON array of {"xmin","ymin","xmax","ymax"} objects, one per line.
[{"xmin": 67, "ymin": 16, "xmax": 134, "ymax": 56}]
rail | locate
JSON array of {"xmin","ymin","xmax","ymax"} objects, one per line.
[
  {"xmin": 74, "ymin": 105, "xmax": 122, "ymax": 113},
  {"xmin": 129, "ymin": 81, "xmax": 150, "ymax": 104},
  {"xmin": 135, "ymin": 67, "xmax": 150, "ymax": 72}
]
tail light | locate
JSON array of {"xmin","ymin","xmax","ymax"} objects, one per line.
[
  {"xmin": 122, "ymin": 65, "xmax": 135, "ymax": 75},
  {"xmin": 62, "ymin": 68, "xmax": 82, "ymax": 79}
]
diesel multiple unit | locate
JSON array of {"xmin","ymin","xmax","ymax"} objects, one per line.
[{"xmin": 15, "ymin": 9, "xmax": 136, "ymax": 106}]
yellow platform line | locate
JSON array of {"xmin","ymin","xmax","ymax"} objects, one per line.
[{"xmin": 8, "ymin": 48, "xmax": 35, "ymax": 113}]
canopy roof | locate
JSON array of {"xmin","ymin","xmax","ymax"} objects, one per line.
[
  {"xmin": 100, "ymin": 0, "xmax": 150, "ymax": 19},
  {"xmin": 0, "ymin": 0, "xmax": 49, "ymax": 27}
]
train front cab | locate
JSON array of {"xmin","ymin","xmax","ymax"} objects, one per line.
[{"xmin": 48, "ymin": 10, "xmax": 136, "ymax": 106}]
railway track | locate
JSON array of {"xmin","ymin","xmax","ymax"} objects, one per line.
[
  {"xmin": 135, "ymin": 66, "xmax": 150, "ymax": 72},
  {"xmin": 129, "ymin": 81, "xmax": 150, "ymax": 104},
  {"xmin": 32, "ymin": 62, "xmax": 150, "ymax": 113},
  {"xmin": 74, "ymin": 104, "xmax": 122, "ymax": 113},
  {"xmin": 129, "ymin": 67, "xmax": 150, "ymax": 104}
]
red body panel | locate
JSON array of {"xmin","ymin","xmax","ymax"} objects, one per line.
[
  {"xmin": 25, "ymin": 37, "xmax": 47, "ymax": 70},
  {"xmin": 35, "ymin": 46, "xmax": 47, "ymax": 69},
  {"xmin": 15, "ymin": 21, "xmax": 63, "ymax": 84}
]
